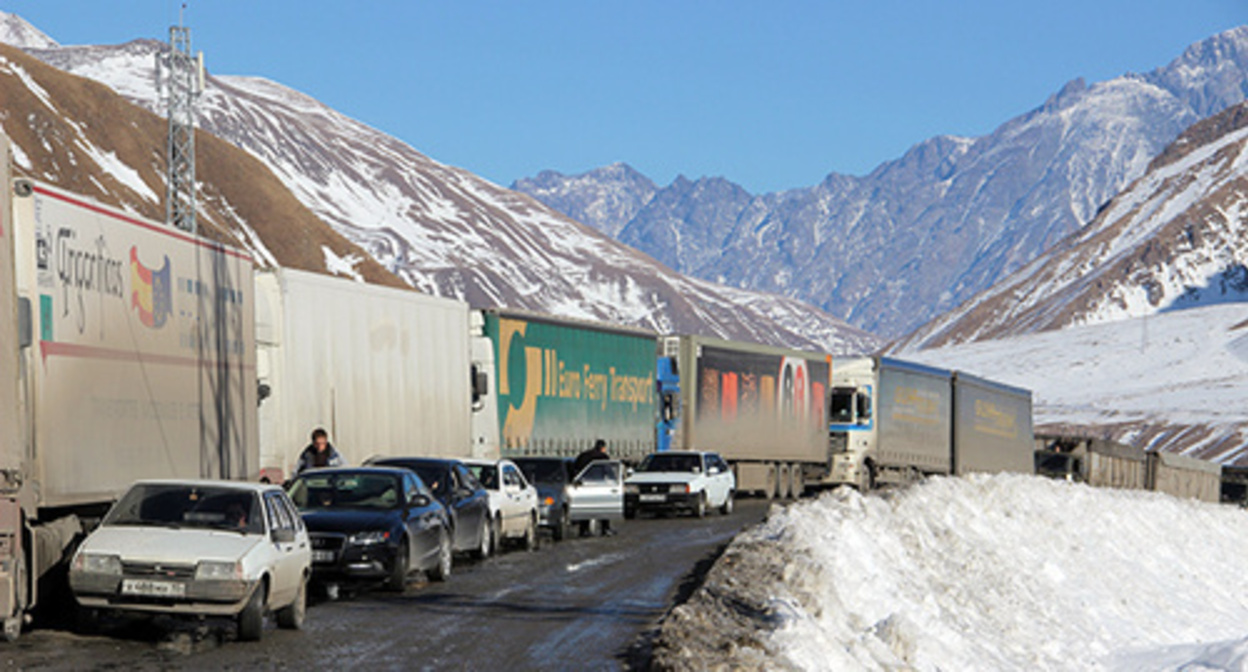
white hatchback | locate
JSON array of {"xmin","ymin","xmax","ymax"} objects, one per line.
[
  {"xmin": 625, "ymin": 451, "xmax": 736, "ymax": 518},
  {"xmin": 463, "ymin": 459, "xmax": 540, "ymax": 553},
  {"xmin": 69, "ymin": 480, "xmax": 311, "ymax": 641}
]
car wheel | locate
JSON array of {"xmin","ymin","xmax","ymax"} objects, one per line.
[
  {"xmin": 428, "ymin": 530, "xmax": 452, "ymax": 582},
  {"xmin": 581, "ymin": 519, "xmax": 601, "ymax": 537},
  {"xmin": 492, "ymin": 515, "xmax": 503, "ymax": 553},
  {"xmin": 694, "ymin": 492, "xmax": 707, "ymax": 519},
  {"xmin": 384, "ymin": 538, "xmax": 410, "ymax": 592},
  {"xmin": 552, "ymin": 507, "xmax": 569, "ymax": 542},
  {"xmin": 524, "ymin": 514, "xmax": 538, "ymax": 552},
  {"xmin": 276, "ymin": 577, "xmax": 307, "ymax": 630},
  {"xmin": 473, "ymin": 520, "xmax": 491, "ymax": 560},
  {"xmin": 720, "ymin": 491, "xmax": 735, "ymax": 515},
  {"xmin": 237, "ymin": 582, "xmax": 265, "ymax": 642}
]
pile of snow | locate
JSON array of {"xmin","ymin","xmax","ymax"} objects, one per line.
[{"xmin": 661, "ymin": 475, "xmax": 1248, "ymax": 671}]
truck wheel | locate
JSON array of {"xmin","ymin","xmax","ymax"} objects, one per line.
[
  {"xmin": 428, "ymin": 530, "xmax": 452, "ymax": 582},
  {"xmin": 237, "ymin": 582, "xmax": 265, "ymax": 642},
  {"xmin": 720, "ymin": 492, "xmax": 735, "ymax": 515},
  {"xmin": 276, "ymin": 577, "xmax": 306, "ymax": 630},
  {"xmin": 856, "ymin": 463, "xmax": 875, "ymax": 492},
  {"xmin": 3, "ymin": 555, "xmax": 26, "ymax": 641},
  {"xmin": 694, "ymin": 493, "xmax": 707, "ymax": 519},
  {"xmin": 384, "ymin": 538, "xmax": 410, "ymax": 592}
]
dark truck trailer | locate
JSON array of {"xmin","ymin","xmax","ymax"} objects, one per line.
[
  {"xmin": 481, "ymin": 309, "xmax": 658, "ymax": 464},
  {"xmin": 657, "ymin": 335, "xmax": 831, "ymax": 499}
]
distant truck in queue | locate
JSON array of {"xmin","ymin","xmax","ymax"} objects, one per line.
[
  {"xmin": 823, "ymin": 357, "xmax": 1034, "ymax": 490},
  {"xmin": 253, "ymin": 268, "xmax": 500, "ymax": 481},
  {"xmin": 483, "ymin": 309, "xmax": 657, "ymax": 464},
  {"xmin": 655, "ymin": 335, "xmax": 832, "ymax": 499},
  {"xmin": 0, "ymin": 134, "xmax": 257, "ymax": 638}
]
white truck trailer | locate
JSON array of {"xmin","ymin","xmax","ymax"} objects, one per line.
[
  {"xmin": 0, "ymin": 135, "xmax": 257, "ymax": 637},
  {"xmin": 254, "ymin": 268, "xmax": 499, "ymax": 481},
  {"xmin": 823, "ymin": 357, "xmax": 1033, "ymax": 489}
]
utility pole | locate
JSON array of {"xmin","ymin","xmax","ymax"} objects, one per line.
[{"xmin": 156, "ymin": 6, "xmax": 204, "ymax": 234}]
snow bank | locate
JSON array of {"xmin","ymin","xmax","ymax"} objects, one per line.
[{"xmin": 658, "ymin": 475, "xmax": 1248, "ymax": 671}]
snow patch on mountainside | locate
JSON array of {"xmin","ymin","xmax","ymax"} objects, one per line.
[
  {"xmin": 0, "ymin": 11, "xmax": 56, "ymax": 50},
  {"xmin": 658, "ymin": 475, "xmax": 1248, "ymax": 670}
]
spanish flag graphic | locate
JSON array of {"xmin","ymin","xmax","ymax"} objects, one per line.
[{"xmin": 130, "ymin": 246, "xmax": 172, "ymax": 329}]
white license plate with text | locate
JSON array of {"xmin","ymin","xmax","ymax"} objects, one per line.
[
  {"xmin": 312, "ymin": 550, "xmax": 336, "ymax": 563},
  {"xmin": 121, "ymin": 579, "xmax": 186, "ymax": 598},
  {"xmin": 639, "ymin": 494, "xmax": 666, "ymax": 503}
]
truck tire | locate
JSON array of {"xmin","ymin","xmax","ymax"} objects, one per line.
[
  {"xmin": 237, "ymin": 582, "xmax": 265, "ymax": 642},
  {"xmin": 276, "ymin": 577, "xmax": 306, "ymax": 630},
  {"xmin": 694, "ymin": 492, "xmax": 707, "ymax": 519},
  {"xmin": 720, "ymin": 491, "xmax": 735, "ymax": 515},
  {"xmin": 763, "ymin": 465, "xmax": 776, "ymax": 500},
  {"xmin": 777, "ymin": 464, "xmax": 790, "ymax": 499},
  {"xmin": 856, "ymin": 462, "xmax": 875, "ymax": 492}
]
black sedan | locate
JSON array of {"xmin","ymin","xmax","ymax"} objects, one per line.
[
  {"xmin": 287, "ymin": 467, "xmax": 452, "ymax": 591},
  {"xmin": 512, "ymin": 457, "xmax": 574, "ymax": 541},
  {"xmin": 367, "ymin": 458, "xmax": 493, "ymax": 559}
]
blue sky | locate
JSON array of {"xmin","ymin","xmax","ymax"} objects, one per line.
[{"xmin": 3, "ymin": 1, "xmax": 1244, "ymax": 193}]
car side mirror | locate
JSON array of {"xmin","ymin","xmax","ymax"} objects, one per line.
[
  {"xmin": 410, "ymin": 494, "xmax": 431, "ymax": 508},
  {"xmin": 626, "ymin": 467, "xmax": 635, "ymax": 478},
  {"xmin": 272, "ymin": 528, "xmax": 296, "ymax": 544},
  {"xmin": 572, "ymin": 478, "xmax": 584, "ymax": 488}
]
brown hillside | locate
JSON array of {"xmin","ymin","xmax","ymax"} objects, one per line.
[{"xmin": 0, "ymin": 43, "xmax": 405, "ymax": 288}]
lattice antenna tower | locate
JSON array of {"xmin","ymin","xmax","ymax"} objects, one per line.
[{"xmin": 155, "ymin": 7, "xmax": 204, "ymax": 233}]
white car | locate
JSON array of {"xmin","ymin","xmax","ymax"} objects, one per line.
[
  {"xmin": 69, "ymin": 480, "xmax": 311, "ymax": 642},
  {"xmin": 463, "ymin": 459, "xmax": 540, "ymax": 552},
  {"xmin": 625, "ymin": 451, "xmax": 736, "ymax": 518}
]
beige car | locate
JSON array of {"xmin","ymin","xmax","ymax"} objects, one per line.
[{"xmin": 69, "ymin": 480, "xmax": 311, "ymax": 641}]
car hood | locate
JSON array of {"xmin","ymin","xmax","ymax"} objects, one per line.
[
  {"xmin": 82, "ymin": 526, "xmax": 262, "ymax": 564},
  {"xmin": 627, "ymin": 472, "xmax": 699, "ymax": 485},
  {"xmin": 300, "ymin": 509, "xmax": 400, "ymax": 533}
]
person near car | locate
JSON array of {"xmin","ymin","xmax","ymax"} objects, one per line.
[
  {"xmin": 295, "ymin": 427, "xmax": 346, "ymax": 474},
  {"xmin": 572, "ymin": 439, "xmax": 609, "ymax": 477},
  {"xmin": 572, "ymin": 439, "xmax": 616, "ymax": 536}
]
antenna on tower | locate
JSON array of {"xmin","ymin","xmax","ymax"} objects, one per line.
[{"xmin": 156, "ymin": 3, "xmax": 204, "ymax": 234}]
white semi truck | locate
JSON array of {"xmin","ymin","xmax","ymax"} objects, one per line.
[
  {"xmin": 254, "ymin": 268, "xmax": 500, "ymax": 482},
  {"xmin": 0, "ymin": 134, "xmax": 257, "ymax": 637},
  {"xmin": 823, "ymin": 356, "xmax": 1034, "ymax": 489}
]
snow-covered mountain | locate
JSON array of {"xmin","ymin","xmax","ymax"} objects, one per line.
[
  {"xmin": 0, "ymin": 42, "xmax": 404, "ymax": 287},
  {"xmin": 515, "ymin": 26, "xmax": 1248, "ymax": 337},
  {"xmin": 0, "ymin": 12, "xmax": 879, "ymax": 354},
  {"xmin": 899, "ymin": 100, "xmax": 1248, "ymax": 350}
]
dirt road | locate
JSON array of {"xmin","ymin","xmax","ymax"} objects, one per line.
[{"xmin": 1, "ymin": 501, "xmax": 770, "ymax": 670}]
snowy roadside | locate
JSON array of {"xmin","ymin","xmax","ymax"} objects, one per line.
[{"xmin": 651, "ymin": 475, "xmax": 1248, "ymax": 671}]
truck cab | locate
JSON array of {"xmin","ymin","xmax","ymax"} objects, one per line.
[{"xmin": 826, "ymin": 357, "xmax": 877, "ymax": 490}]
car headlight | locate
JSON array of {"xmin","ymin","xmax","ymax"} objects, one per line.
[
  {"xmin": 670, "ymin": 484, "xmax": 691, "ymax": 494},
  {"xmin": 624, "ymin": 484, "xmax": 639, "ymax": 494},
  {"xmin": 348, "ymin": 531, "xmax": 391, "ymax": 546},
  {"xmin": 72, "ymin": 553, "xmax": 122, "ymax": 575},
  {"xmin": 195, "ymin": 560, "xmax": 243, "ymax": 581}
]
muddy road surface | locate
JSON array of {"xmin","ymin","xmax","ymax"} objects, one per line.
[{"xmin": 2, "ymin": 501, "xmax": 769, "ymax": 670}]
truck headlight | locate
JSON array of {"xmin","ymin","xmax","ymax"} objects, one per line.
[
  {"xmin": 624, "ymin": 484, "xmax": 639, "ymax": 494},
  {"xmin": 195, "ymin": 560, "xmax": 243, "ymax": 581},
  {"xmin": 72, "ymin": 553, "xmax": 122, "ymax": 575},
  {"xmin": 348, "ymin": 531, "xmax": 391, "ymax": 546}
]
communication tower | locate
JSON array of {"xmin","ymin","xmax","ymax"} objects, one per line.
[{"xmin": 155, "ymin": 10, "xmax": 204, "ymax": 234}]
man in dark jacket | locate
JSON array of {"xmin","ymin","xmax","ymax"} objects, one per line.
[
  {"xmin": 295, "ymin": 428, "xmax": 346, "ymax": 474},
  {"xmin": 572, "ymin": 439, "xmax": 609, "ymax": 477}
]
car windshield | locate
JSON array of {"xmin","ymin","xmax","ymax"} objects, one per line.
[
  {"xmin": 466, "ymin": 464, "xmax": 499, "ymax": 490},
  {"xmin": 640, "ymin": 454, "xmax": 702, "ymax": 473},
  {"xmin": 288, "ymin": 473, "xmax": 403, "ymax": 511},
  {"xmin": 103, "ymin": 484, "xmax": 264, "ymax": 535},
  {"xmin": 514, "ymin": 460, "xmax": 567, "ymax": 485}
]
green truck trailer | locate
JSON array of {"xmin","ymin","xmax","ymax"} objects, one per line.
[{"xmin": 481, "ymin": 309, "xmax": 658, "ymax": 463}]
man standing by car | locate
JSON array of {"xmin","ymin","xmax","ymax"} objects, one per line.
[
  {"xmin": 572, "ymin": 439, "xmax": 616, "ymax": 536},
  {"xmin": 296, "ymin": 428, "xmax": 346, "ymax": 474},
  {"xmin": 573, "ymin": 439, "xmax": 609, "ymax": 477}
]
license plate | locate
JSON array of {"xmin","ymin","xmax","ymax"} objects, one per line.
[
  {"xmin": 312, "ymin": 550, "xmax": 336, "ymax": 563},
  {"xmin": 639, "ymin": 494, "xmax": 666, "ymax": 503},
  {"xmin": 121, "ymin": 579, "xmax": 186, "ymax": 598}
]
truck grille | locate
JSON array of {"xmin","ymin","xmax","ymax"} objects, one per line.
[
  {"xmin": 829, "ymin": 433, "xmax": 848, "ymax": 454},
  {"xmin": 639, "ymin": 483, "xmax": 683, "ymax": 494},
  {"xmin": 121, "ymin": 561, "xmax": 195, "ymax": 579}
]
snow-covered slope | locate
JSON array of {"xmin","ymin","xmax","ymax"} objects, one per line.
[
  {"xmin": 899, "ymin": 100, "xmax": 1248, "ymax": 351},
  {"xmin": 2, "ymin": 11, "xmax": 878, "ymax": 353},
  {"xmin": 656, "ymin": 475, "xmax": 1248, "ymax": 671},
  {"xmin": 905, "ymin": 304, "xmax": 1248, "ymax": 464},
  {"xmin": 517, "ymin": 27, "xmax": 1248, "ymax": 337}
]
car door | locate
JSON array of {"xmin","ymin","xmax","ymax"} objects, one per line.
[
  {"xmin": 705, "ymin": 455, "xmax": 731, "ymax": 506},
  {"xmin": 263, "ymin": 492, "xmax": 304, "ymax": 606},
  {"xmin": 402, "ymin": 473, "xmax": 439, "ymax": 566},
  {"xmin": 456, "ymin": 464, "xmax": 489, "ymax": 544},
  {"xmin": 501, "ymin": 464, "xmax": 526, "ymax": 535},
  {"xmin": 568, "ymin": 460, "xmax": 624, "ymax": 521}
]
